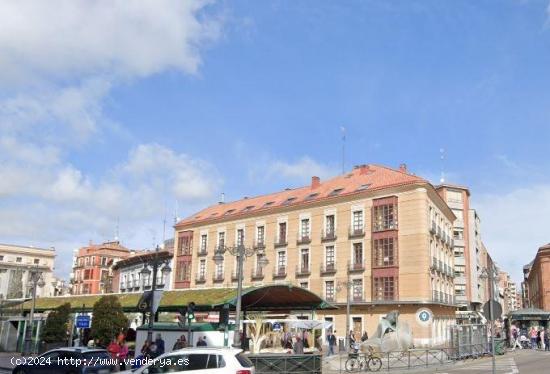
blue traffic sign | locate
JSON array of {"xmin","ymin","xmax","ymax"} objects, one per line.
[{"xmin": 76, "ymin": 315, "xmax": 90, "ymax": 328}]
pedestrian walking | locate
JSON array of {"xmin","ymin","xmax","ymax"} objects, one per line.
[
  {"xmin": 349, "ymin": 330, "xmax": 356, "ymax": 349},
  {"xmin": 293, "ymin": 336, "xmax": 304, "ymax": 354},
  {"xmin": 327, "ymin": 330, "xmax": 337, "ymax": 356},
  {"xmin": 530, "ymin": 327, "xmax": 537, "ymax": 349},
  {"xmin": 512, "ymin": 328, "xmax": 522, "ymax": 350}
]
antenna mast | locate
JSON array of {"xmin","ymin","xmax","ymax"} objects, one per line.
[
  {"xmin": 440, "ymin": 148, "xmax": 446, "ymax": 183},
  {"xmin": 341, "ymin": 126, "xmax": 346, "ymax": 174}
]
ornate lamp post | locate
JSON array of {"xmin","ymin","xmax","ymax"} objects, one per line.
[
  {"xmin": 213, "ymin": 244, "xmax": 268, "ymax": 348},
  {"xmin": 140, "ymin": 245, "xmax": 172, "ymax": 343},
  {"xmin": 23, "ymin": 266, "xmax": 45, "ymax": 355}
]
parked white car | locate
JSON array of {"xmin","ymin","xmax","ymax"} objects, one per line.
[{"xmin": 121, "ymin": 347, "xmax": 255, "ymax": 374}]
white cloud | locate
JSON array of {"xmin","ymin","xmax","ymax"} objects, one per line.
[
  {"xmin": 0, "ymin": 0, "xmax": 220, "ymax": 85},
  {"xmin": 475, "ymin": 185, "xmax": 550, "ymax": 285},
  {"xmin": 0, "ymin": 0, "xmax": 224, "ymax": 277}
]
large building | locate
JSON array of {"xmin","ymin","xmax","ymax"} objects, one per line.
[
  {"xmin": 436, "ymin": 185, "xmax": 492, "ymax": 317},
  {"xmin": 498, "ymin": 271, "xmax": 519, "ymax": 315},
  {"xmin": 525, "ymin": 243, "xmax": 550, "ymax": 311},
  {"xmin": 0, "ymin": 244, "xmax": 56, "ymax": 300},
  {"xmin": 174, "ymin": 164, "xmax": 457, "ymax": 346},
  {"xmin": 71, "ymin": 241, "xmax": 132, "ymax": 295}
]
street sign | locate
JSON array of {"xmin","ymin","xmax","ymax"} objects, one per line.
[
  {"xmin": 137, "ymin": 290, "xmax": 163, "ymax": 314},
  {"xmin": 76, "ymin": 315, "xmax": 90, "ymax": 329},
  {"xmin": 272, "ymin": 322, "xmax": 282, "ymax": 331},
  {"xmin": 483, "ymin": 300, "xmax": 503, "ymax": 320},
  {"xmin": 416, "ymin": 308, "xmax": 432, "ymax": 326}
]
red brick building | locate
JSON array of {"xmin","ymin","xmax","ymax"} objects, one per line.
[
  {"xmin": 526, "ymin": 243, "xmax": 550, "ymax": 311},
  {"xmin": 71, "ymin": 241, "xmax": 132, "ymax": 295}
]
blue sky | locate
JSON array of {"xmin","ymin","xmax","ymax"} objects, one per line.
[{"xmin": 1, "ymin": 0, "xmax": 549, "ymax": 283}]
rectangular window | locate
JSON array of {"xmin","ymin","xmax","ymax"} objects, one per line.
[
  {"xmin": 452, "ymin": 209, "xmax": 464, "ymax": 221},
  {"xmin": 200, "ymin": 234, "xmax": 207, "ymax": 251},
  {"xmin": 33, "ymin": 258, "xmax": 39, "ymax": 264},
  {"xmin": 101, "ymin": 257, "xmax": 107, "ymax": 266},
  {"xmin": 277, "ymin": 251, "xmax": 286, "ymax": 270},
  {"xmin": 178, "ymin": 233, "xmax": 192, "ymax": 255},
  {"xmin": 325, "ymin": 246, "xmax": 335, "ymax": 268},
  {"xmin": 353, "ymin": 243, "xmax": 363, "ymax": 266},
  {"xmin": 215, "ymin": 261, "xmax": 224, "ymax": 278},
  {"xmin": 300, "ymin": 282, "xmax": 309, "ymax": 289},
  {"xmin": 301, "ymin": 219, "xmax": 310, "ymax": 238},
  {"xmin": 447, "ymin": 190, "xmax": 463, "ymax": 204},
  {"xmin": 373, "ymin": 204, "xmax": 397, "ymax": 231},
  {"xmin": 237, "ymin": 229, "xmax": 244, "ymax": 246},
  {"xmin": 373, "ymin": 277, "xmax": 397, "ymax": 300},
  {"xmin": 199, "ymin": 260, "xmax": 206, "ymax": 278},
  {"xmin": 373, "ymin": 237, "xmax": 397, "ymax": 267},
  {"xmin": 85, "ymin": 257, "xmax": 89, "ymax": 265},
  {"xmin": 352, "ymin": 211, "xmax": 364, "ymax": 231},
  {"xmin": 325, "ymin": 281, "xmax": 335, "ymax": 301},
  {"xmin": 257, "ymin": 226, "xmax": 265, "ymax": 245},
  {"xmin": 218, "ymin": 232, "xmax": 225, "ymax": 249},
  {"xmin": 301, "ymin": 248, "xmax": 310, "ymax": 271},
  {"xmin": 353, "ymin": 279, "xmax": 363, "ymax": 301},
  {"xmin": 326, "ymin": 215, "xmax": 335, "ymax": 234},
  {"xmin": 278, "ymin": 222, "xmax": 287, "ymax": 243},
  {"xmin": 453, "ymin": 229, "xmax": 464, "ymax": 240}
]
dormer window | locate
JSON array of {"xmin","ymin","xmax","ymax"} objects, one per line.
[
  {"xmin": 282, "ymin": 197, "xmax": 297, "ymax": 206},
  {"xmin": 304, "ymin": 193, "xmax": 319, "ymax": 201},
  {"xmin": 328, "ymin": 188, "xmax": 344, "ymax": 197},
  {"xmin": 242, "ymin": 205, "xmax": 255, "ymax": 212},
  {"xmin": 356, "ymin": 184, "xmax": 371, "ymax": 191},
  {"xmin": 224, "ymin": 209, "xmax": 236, "ymax": 216}
]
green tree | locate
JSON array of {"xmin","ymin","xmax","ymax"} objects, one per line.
[
  {"xmin": 42, "ymin": 302, "xmax": 71, "ymax": 343},
  {"xmin": 90, "ymin": 295, "xmax": 128, "ymax": 347}
]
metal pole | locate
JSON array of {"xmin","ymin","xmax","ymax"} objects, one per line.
[
  {"xmin": 489, "ymin": 269, "xmax": 495, "ymax": 374},
  {"xmin": 23, "ymin": 275, "xmax": 37, "ymax": 355},
  {"xmin": 345, "ymin": 273, "xmax": 351, "ymax": 351},
  {"xmin": 147, "ymin": 246, "xmax": 159, "ymax": 343},
  {"xmin": 233, "ymin": 247, "xmax": 244, "ymax": 348}
]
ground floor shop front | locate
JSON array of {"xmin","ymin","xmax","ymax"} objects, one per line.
[{"xmin": 316, "ymin": 303, "xmax": 457, "ymax": 348}]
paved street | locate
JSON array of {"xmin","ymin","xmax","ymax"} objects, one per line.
[{"xmin": 323, "ymin": 350, "xmax": 550, "ymax": 374}]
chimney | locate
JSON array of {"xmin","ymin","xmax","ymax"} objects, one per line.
[
  {"xmin": 218, "ymin": 192, "xmax": 225, "ymax": 204},
  {"xmin": 355, "ymin": 164, "xmax": 369, "ymax": 175},
  {"xmin": 399, "ymin": 163, "xmax": 407, "ymax": 173},
  {"xmin": 311, "ymin": 176, "xmax": 320, "ymax": 189}
]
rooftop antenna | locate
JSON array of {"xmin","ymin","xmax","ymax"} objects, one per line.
[
  {"xmin": 114, "ymin": 217, "xmax": 119, "ymax": 241},
  {"xmin": 440, "ymin": 148, "xmax": 446, "ymax": 183},
  {"xmin": 341, "ymin": 126, "xmax": 346, "ymax": 174},
  {"xmin": 174, "ymin": 200, "xmax": 179, "ymax": 225}
]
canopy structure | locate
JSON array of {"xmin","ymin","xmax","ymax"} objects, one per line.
[
  {"xmin": 18, "ymin": 285, "xmax": 336, "ymax": 313},
  {"xmin": 508, "ymin": 307, "xmax": 550, "ymax": 321}
]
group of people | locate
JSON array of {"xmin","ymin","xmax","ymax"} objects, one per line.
[
  {"xmin": 281, "ymin": 331, "xmax": 310, "ymax": 354},
  {"xmin": 325, "ymin": 330, "xmax": 369, "ymax": 356},
  {"xmin": 511, "ymin": 326, "xmax": 550, "ymax": 350}
]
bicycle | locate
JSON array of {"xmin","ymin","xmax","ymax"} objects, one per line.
[{"xmin": 344, "ymin": 345, "xmax": 383, "ymax": 372}]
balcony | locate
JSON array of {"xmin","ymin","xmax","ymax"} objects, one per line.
[
  {"xmin": 274, "ymin": 236, "xmax": 288, "ymax": 248},
  {"xmin": 253, "ymin": 240, "xmax": 266, "ymax": 250},
  {"xmin": 352, "ymin": 295, "xmax": 364, "ymax": 302},
  {"xmin": 431, "ymin": 257, "xmax": 437, "ymax": 270},
  {"xmin": 436, "ymin": 226, "xmax": 442, "ymax": 239},
  {"xmin": 295, "ymin": 265, "xmax": 311, "ymax": 277},
  {"xmin": 251, "ymin": 269, "xmax": 264, "ymax": 281},
  {"xmin": 195, "ymin": 274, "xmax": 206, "ymax": 283},
  {"xmin": 321, "ymin": 229, "xmax": 337, "ymax": 242},
  {"xmin": 212, "ymin": 273, "xmax": 224, "ymax": 283},
  {"xmin": 347, "ymin": 261, "xmax": 365, "ymax": 273},
  {"xmin": 197, "ymin": 247, "xmax": 208, "ymax": 256},
  {"xmin": 272, "ymin": 266, "xmax": 287, "ymax": 279},
  {"xmin": 296, "ymin": 234, "xmax": 311, "ymax": 245},
  {"xmin": 325, "ymin": 295, "xmax": 336, "ymax": 303},
  {"xmin": 320, "ymin": 263, "xmax": 337, "ymax": 275},
  {"xmin": 348, "ymin": 226, "xmax": 365, "ymax": 238},
  {"xmin": 432, "ymin": 290, "xmax": 440, "ymax": 302},
  {"xmin": 438, "ymin": 260, "xmax": 443, "ymax": 273},
  {"xmin": 430, "ymin": 221, "xmax": 436, "ymax": 234}
]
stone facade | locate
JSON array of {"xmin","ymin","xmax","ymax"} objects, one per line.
[{"xmin": 526, "ymin": 243, "xmax": 550, "ymax": 311}]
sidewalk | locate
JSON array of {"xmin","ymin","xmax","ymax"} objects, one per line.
[{"xmin": 0, "ymin": 352, "xmax": 20, "ymax": 371}]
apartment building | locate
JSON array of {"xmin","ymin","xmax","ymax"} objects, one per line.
[
  {"xmin": 112, "ymin": 249, "xmax": 174, "ymax": 294},
  {"xmin": 174, "ymin": 164, "xmax": 457, "ymax": 346},
  {"xmin": 71, "ymin": 241, "xmax": 131, "ymax": 295},
  {"xmin": 436, "ymin": 185, "xmax": 489, "ymax": 313},
  {"xmin": 0, "ymin": 244, "xmax": 56, "ymax": 299},
  {"xmin": 525, "ymin": 243, "xmax": 550, "ymax": 311}
]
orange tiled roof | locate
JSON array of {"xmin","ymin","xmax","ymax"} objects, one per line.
[{"xmin": 176, "ymin": 164, "xmax": 427, "ymax": 228}]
